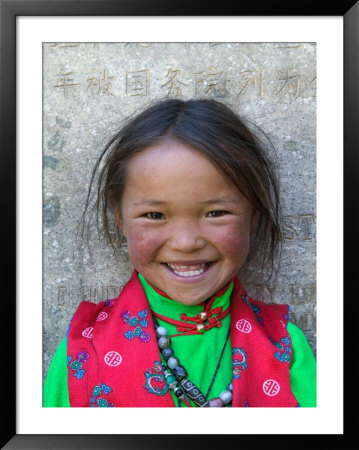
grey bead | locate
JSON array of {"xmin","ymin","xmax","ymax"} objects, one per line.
[
  {"xmin": 167, "ymin": 356, "xmax": 179, "ymax": 369},
  {"xmin": 158, "ymin": 336, "xmax": 171, "ymax": 349},
  {"xmin": 173, "ymin": 365, "xmax": 187, "ymax": 381},
  {"xmin": 156, "ymin": 326, "xmax": 167, "ymax": 338},
  {"xmin": 219, "ymin": 389, "xmax": 233, "ymax": 405},
  {"xmin": 162, "ymin": 347, "xmax": 174, "ymax": 360}
]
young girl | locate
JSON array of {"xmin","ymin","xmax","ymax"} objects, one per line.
[{"xmin": 43, "ymin": 98, "xmax": 316, "ymax": 408}]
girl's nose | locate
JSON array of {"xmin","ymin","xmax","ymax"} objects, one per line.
[{"xmin": 167, "ymin": 220, "xmax": 206, "ymax": 253}]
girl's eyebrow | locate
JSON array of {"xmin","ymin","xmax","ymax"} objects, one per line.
[
  {"xmin": 203, "ymin": 197, "xmax": 237, "ymax": 204},
  {"xmin": 133, "ymin": 197, "xmax": 236, "ymax": 207},
  {"xmin": 132, "ymin": 199, "xmax": 167, "ymax": 207}
]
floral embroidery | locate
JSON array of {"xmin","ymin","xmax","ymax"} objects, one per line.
[
  {"xmin": 140, "ymin": 330, "xmax": 151, "ymax": 342},
  {"xmin": 90, "ymin": 383, "xmax": 114, "ymax": 407},
  {"xmin": 270, "ymin": 335, "xmax": 292, "ymax": 363},
  {"xmin": 121, "ymin": 310, "xmax": 130, "ymax": 323},
  {"xmin": 134, "ymin": 327, "xmax": 142, "ymax": 336},
  {"xmin": 144, "ymin": 361, "xmax": 168, "ymax": 396},
  {"xmin": 77, "ymin": 351, "xmax": 90, "ymax": 362},
  {"xmin": 71, "ymin": 360, "xmax": 81, "ymax": 371},
  {"xmin": 121, "ymin": 308, "xmax": 151, "ymax": 343},
  {"xmin": 129, "ymin": 316, "xmax": 139, "ymax": 326},
  {"xmin": 232, "ymin": 347, "xmax": 248, "ymax": 379},
  {"xmin": 104, "ymin": 299, "xmax": 114, "ymax": 307},
  {"xmin": 67, "ymin": 351, "xmax": 90, "ymax": 380}
]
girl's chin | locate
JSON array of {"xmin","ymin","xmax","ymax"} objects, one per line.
[
  {"xmin": 163, "ymin": 291, "xmax": 211, "ymax": 306},
  {"xmin": 159, "ymin": 271, "xmax": 226, "ymax": 305}
]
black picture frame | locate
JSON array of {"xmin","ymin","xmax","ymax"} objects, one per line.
[{"xmin": 1, "ymin": 0, "xmax": 357, "ymax": 448}]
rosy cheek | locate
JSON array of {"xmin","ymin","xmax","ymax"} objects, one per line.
[
  {"xmin": 213, "ymin": 226, "xmax": 250, "ymax": 257},
  {"xmin": 126, "ymin": 228, "xmax": 163, "ymax": 263}
]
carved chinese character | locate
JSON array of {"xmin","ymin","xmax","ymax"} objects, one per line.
[
  {"xmin": 126, "ymin": 69, "xmax": 150, "ymax": 97},
  {"xmin": 194, "ymin": 66, "xmax": 228, "ymax": 98},
  {"xmin": 276, "ymin": 68, "xmax": 301, "ymax": 98},
  {"xmin": 87, "ymin": 69, "xmax": 115, "ymax": 96},
  {"xmin": 53, "ymin": 70, "xmax": 80, "ymax": 98},
  {"xmin": 238, "ymin": 68, "xmax": 264, "ymax": 97},
  {"xmin": 161, "ymin": 68, "xmax": 188, "ymax": 97}
]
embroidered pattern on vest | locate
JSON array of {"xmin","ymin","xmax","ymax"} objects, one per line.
[
  {"xmin": 144, "ymin": 361, "xmax": 169, "ymax": 396},
  {"xmin": 263, "ymin": 379, "xmax": 281, "ymax": 397},
  {"xmin": 104, "ymin": 299, "xmax": 114, "ymax": 307},
  {"xmin": 90, "ymin": 383, "xmax": 114, "ymax": 407},
  {"xmin": 232, "ymin": 347, "xmax": 248, "ymax": 379},
  {"xmin": 121, "ymin": 308, "xmax": 151, "ymax": 343},
  {"xmin": 271, "ymin": 335, "xmax": 292, "ymax": 363},
  {"xmin": 67, "ymin": 351, "xmax": 90, "ymax": 380}
]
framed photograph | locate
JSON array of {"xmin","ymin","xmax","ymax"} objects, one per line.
[{"xmin": 2, "ymin": 0, "xmax": 356, "ymax": 448}]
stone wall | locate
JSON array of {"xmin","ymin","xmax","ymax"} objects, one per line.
[{"xmin": 43, "ymin": 42, "xmax": 316, "ymax": 380}]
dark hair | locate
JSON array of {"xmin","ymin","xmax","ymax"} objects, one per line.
[{"xmin": 79, "ymin": 98, "xmax": 282, "ymax": 278}]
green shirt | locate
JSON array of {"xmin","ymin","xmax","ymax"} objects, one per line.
[{"xmin": 44, "ymin": 275, "xmax": 316, "ymax": 407}]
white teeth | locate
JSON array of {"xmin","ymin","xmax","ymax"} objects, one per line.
[
  {"xmin": 173, "ymin": 268, "xmax": 205, "ymax": 277},
  {"xmin": 166, "ymin": 263, "xmax": 208, "ymax": 278}
]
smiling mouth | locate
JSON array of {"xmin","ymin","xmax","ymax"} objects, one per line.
[{"xmin": 164, "ymin": 262, "xmax": 212, "ymax": 278}]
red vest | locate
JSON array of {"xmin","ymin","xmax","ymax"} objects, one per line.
[{"xmin": 67, "ymin": 271, "xmax": 299, "ymax": 407}]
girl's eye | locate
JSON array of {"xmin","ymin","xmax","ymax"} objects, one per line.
[
  {"xmin": 206, "ymin": 210, "xmax": 229, "ymax": 218},
  {"xmin": 144, "ymin": 212, "xmax": 165, "ymax": 220}
]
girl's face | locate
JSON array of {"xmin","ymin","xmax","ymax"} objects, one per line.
[{"xmin": 116, "ymin": 139, "xmax": 257, "ymax": 306}]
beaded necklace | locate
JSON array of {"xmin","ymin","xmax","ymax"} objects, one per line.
[{"xmin": 153, "ymin": 317, "xmax": 233, "ymax": 407}]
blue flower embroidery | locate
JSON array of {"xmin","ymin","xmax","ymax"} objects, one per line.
[
  {"xmin": 272, "ymin": 336, "xmax": 292, "ymax": 363},
  {"xmin": 67, "ymin": 352, "xmax": 90, "ymax": 379},
  {"xmin": 121, "ymin": 309, "xmax": 151, "ymax": 343},
  {"xmin": 124, "ymin": 330, "xmax": 134, "ymax": 340},
  {"xmin": 90, "ymin": 383, "xmax": 114, "ymax": 407},
  {"xmin": 74, "ymin": 369, "xmax": 85, "ymax": 380}
]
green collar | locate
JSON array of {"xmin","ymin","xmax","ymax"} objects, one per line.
[{"xmin": 137, "ymin": 272, "xmax": 233, "ymax": 322}]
